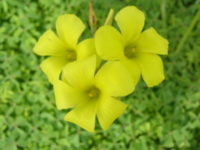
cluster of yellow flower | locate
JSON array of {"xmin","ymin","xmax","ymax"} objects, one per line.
[{"xmin": 33, "ymin": 6, "xmax": 168, "ymax": 132}]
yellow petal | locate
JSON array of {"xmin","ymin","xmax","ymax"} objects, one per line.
[
  {"xmin": 64, "ymin": 101, "xmax": 97, "ymax": 132},
  {"xmin": 76, "ymin": 38, "xmax": 101, "ymax": 66},
  {"xmin": 62, "ymin": 56, "xmax": 96, "ymax": 90},
  {"xmin": 97, "ymin": 96, "xmax": 127, "ymax": 130},
  {"xmin": 134, "ymin": 53, "xmax": 165, "ymax": 87},
  {"xmin": 135, "ymin": 27, "xmax": 169, "ymax": 55},
  {"xmin": 40, "ymin": 56, "xmax": 68, "ymax": 83},
  {"xmin": 56, "ymin": 14, "xmax": 85, "ymax": 48},
  {"xmin": 120, "ymin": 58, "xmax": 141, "ymax": 85},
  {"xmin": 53, "ymin": 80, "xmax": 86, "ymax": 109},
  {"xmin": 95, "ymin": 61, "xmax": 135, "ymax": 97},
  {"xmin": 77, "ymin": 38, "xmax": 96, "ymax": 60},
  {"xmin": 33, "ymin": 29, "xmax": 68, "ymax": 56},
  {"xmin": 95, "ymin": 25, "xmax": 124, "ymax": 60},
  {"xmin": 115, "ymin": 6, "xmax": 145, "ymax": 44}
]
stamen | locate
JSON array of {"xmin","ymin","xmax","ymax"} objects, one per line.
[
  {"xmin": 124, "ymin": 46, "xmax": 136, "ymax": 59},
  {"xmin": 66, "ymin": 50, "xmax": 77, "ymax": 62},
  {"xmin": 87, "ymin": 86, "xmax": 100, "ymax": 100}
]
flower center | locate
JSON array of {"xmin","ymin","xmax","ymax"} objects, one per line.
[
  {"xmin": 124, "ymin": 46, "xmax": 137, "ymax": 59},
  {"xmin": 87, "ymin": 86, "xmax": 101, "ymax": 100},
  {"xmin": 66, "ymin": 50, "xmax": 77, "ymax": 62}
]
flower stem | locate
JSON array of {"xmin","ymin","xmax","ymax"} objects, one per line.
[{"xmin": 174, "ymin": 7, "xmax": 200, "ymax": 54}]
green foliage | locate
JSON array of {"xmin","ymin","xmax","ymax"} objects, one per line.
[{"xmin": 0, "ymin": 0, "xmax": 200, "ymax": 149}]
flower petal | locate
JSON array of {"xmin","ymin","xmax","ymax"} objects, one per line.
[
  {"xmin": 115, "ymin": 6, "xmax": 145, "ymax": 44},
  {"xmin": 95, "ymin": 25, "xmax": 124, "ymax": 60},
  {"xmin": 53, "ymin": 80, "xmax": 86, "ymax": 109},
  {"xmin": 62, "ymin": 56, "xmax": 96, "ymax": 90},
  {"xmin": 97, "ymin": 96, "xmax": 127, "ymax": 130},
  {"xmin": 95, "ymin": 61, "xmax": 135, "ymax": 97},
  {"xmin": 77, "ymin": 38, "xmax": 101, "ymax": 67},
  {"xmin": 120, "ymin": 58, "xmax": 141, "ymax": 85},
  {"xmin": 77, "ymin": 38, "xmax": 101, "ymax": 66},
  {"xmin": 135, "ymin": 53, "xmax": 165, "ymax": 87},
  {"xmin": 33, "ymin": 30, "xmax": 68, "ymax": 56},
  {"xmin": 64, "ymin": 101, "xmax": 97, "ymax": 132},
  {"xmin": 40, "ymin": 56, "xmax": 68, "ymax": 83},
  {"xmin": 135, "ymin": 27, "xmax": 169, "ymax": 55},
  {"xmin": 56, "ymin": 14, "xmax": 85, "ymax": 48},
  {"xmin": 77, "ymin": 38, "xmax": 96, "ymax": 60}
]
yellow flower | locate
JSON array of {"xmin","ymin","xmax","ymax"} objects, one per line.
[
  {"xmin": 95, "ymin": 6, "xmax": 169, "ymax": 87},
  {"xmin": 33, "ymin": 14, "xmax": 98, "ymax": 83},
  {"xmin": 53, "ymin": 56, "xmax": 134, "ymax": 132}
]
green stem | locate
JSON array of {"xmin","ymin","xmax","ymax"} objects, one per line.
[
  {"xmin": 174, "ymin": 7, "xmax": 200, "ymax": 54},
  {"xmin": 161, "ymin": 0, "xmax": 166, "ymax": 29}
]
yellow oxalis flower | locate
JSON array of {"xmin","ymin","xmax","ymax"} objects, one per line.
[
  {"xmin": 33, "ymin": 14, "xmax": 98, "ymax": 83},
  {"xmin": 53, "ymin": 56, "xmax": 135, "ymax": 132},
  {"xmin": 95, "ymin": 6, "xmax": 169, "ymax": 87}
]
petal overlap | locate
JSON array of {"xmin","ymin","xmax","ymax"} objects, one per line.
[
  {"xmin": 40, "ymin": 56, "xmax": 68, "ymax": 83},
  {"xmin": 62, "ymin": 56, "xmax": 96, "ymax": 90},
  {"xmin": 95, "ymin": 61, "xmax": 135, "ymax": 97},
  {"xmin": 95, "ymin": 25, "xmax": 124, "ymax": 60},
  {"xmin": 56, "ymin": 14, "xmax": 85, "ymax": 48}
]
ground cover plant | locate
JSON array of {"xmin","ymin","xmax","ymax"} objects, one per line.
[{"xmin": 0, "ymin": 0, "xmax": 200, "ymax": 149}]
